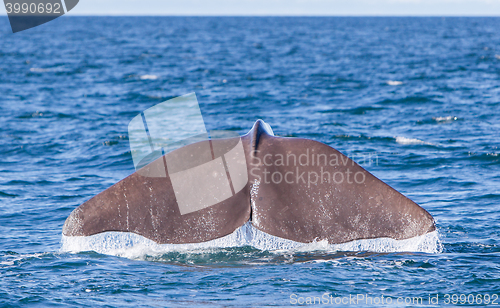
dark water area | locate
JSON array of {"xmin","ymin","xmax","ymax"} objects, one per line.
[{"xmin": 0, "ymin": 17, "xmax": 499, "ymax": 306}]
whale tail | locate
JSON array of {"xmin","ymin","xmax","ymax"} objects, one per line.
[{"xmin": 63, "ymin": 120, "xmax": 435, "ymax": 245}]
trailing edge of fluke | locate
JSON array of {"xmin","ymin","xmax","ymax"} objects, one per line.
[{"xmin": 63, "ymin": 120, "xmax": 436, "ymax": 245}]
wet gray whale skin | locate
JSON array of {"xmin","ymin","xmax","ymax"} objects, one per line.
[{"xmin": 63, "ymin": 120, "xmax": 435, "ymax": 245}]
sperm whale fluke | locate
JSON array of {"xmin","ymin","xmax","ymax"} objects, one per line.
[{"xmin": 63, "ymin": 120, "xmax": 435, "ymax": 245}]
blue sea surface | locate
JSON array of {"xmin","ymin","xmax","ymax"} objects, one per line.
[{"xmin": 0, "ymin": 16, "xmax": 499, "ymax": 307}]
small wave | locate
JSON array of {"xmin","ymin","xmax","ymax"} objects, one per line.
[
  {"xmin": 60, "ymin": 222, "xmax": 442, "ymax": 260},
  {"xmin": 0, "ymin": 252, "xmax": 51, "ymax": 268},
  {"xmin": 17, "ymin": 111, "xmax": 45, "ymax": 118},
  {"xmin": 433, "ymin": 116, "xmax": 457, "ymax": 123},
  {"xmin": 139, "ymin": 74, "xmax": 159, "ymax": 80},
  {"xmin": 386, "ymin": 80, "xmax": 403, "ymax": 86},
  {"xmin": 29, "ymin": 67, "xmax": 52, "ymax": 73},
  {"xmin": 0, "ymin": 191, "xmax": 19, "ymax": 198},
  {"xmin": 29, "ymin": 67, "xmax": 71, "ymax": 73},
  {"xmin": 320, "ymin": 106, "xmax": 385, "ymax": 115},
  {"xmin": 395, "ymin": 136, "xmax": 434, "ymax": 145}
]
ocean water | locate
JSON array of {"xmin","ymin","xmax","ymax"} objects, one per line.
[{"xmin": 1, "ymin": 16, "xmax": 499, "ymax": 307}]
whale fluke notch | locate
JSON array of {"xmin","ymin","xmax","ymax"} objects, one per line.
[{"xmin": 63, "ymin": 120, "xmax": 435, "ymax": 245}]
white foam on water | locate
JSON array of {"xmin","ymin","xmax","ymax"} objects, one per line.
[
  {"xmin": 139, "ymin": 74, "xmax": 158, "ymax": 80},
  {"xmin": 386, "ymin": 80, "xmax": 403, "ymax": 86},
  {"xmin": 433, "ymin": 116, "xmax": 457, "ymax": 123},
  {"xmin": 395, "ymin": 136, "xmax": 435, "ymax": 146},
  {"xmin": 30, "ymin": 67, "xmax": 53, "ymax": 72},
  {"xmin": 60, "ymin": 222, "xmax": 442, "ymax": 259}
]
